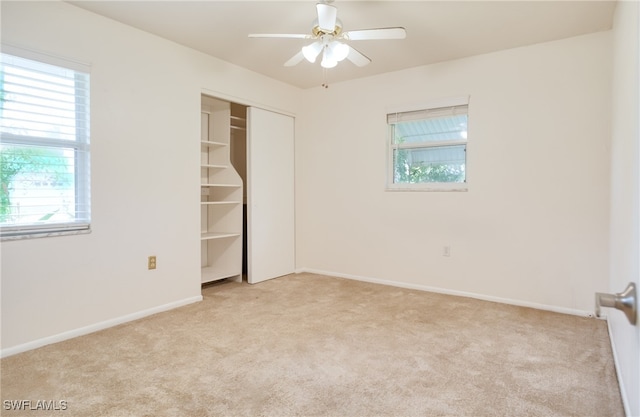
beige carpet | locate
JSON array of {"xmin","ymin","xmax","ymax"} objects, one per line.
[{"xmin": 1, "ymin": 273, "xmax": 624, "ymax": 417}]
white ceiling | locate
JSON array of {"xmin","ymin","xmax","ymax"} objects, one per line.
[{"xmin": 68, "ymin": 1, "xmax": 616, "ymax": 89}]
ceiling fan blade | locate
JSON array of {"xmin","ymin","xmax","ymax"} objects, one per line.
[
  {"xmin": 343, "ymin": 27, "xmax": 407, "ymax": 41},
  {"xmin": 346, "ymin": 46, "xmax": 371, "ymax": 67},
  {"xmin": 316, "ymin": 3, "xmax": 338, "ymax": 32},
  {"xmin": 284, "ymin": 50, "xmax": 305, "ymax": 67},
  {"xmin": 248, "ymin": 33, "xmax": 312, "ymax": 39}
]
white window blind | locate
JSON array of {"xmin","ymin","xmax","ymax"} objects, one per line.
[
  {"xmin": 0, "ymin": 50, "xmax": 91, "ymax": 239},
  {"xmin": 387, "ymin": 104, "xmax": 468, "ymax": 124}
]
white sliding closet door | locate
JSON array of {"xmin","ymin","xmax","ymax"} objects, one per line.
[{"xmin": 247, "ymin": 107, "xmax": 295, "ymax": 284}]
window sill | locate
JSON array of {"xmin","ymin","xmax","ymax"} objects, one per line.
[
  {"xmin": 1, "ymin": 227, "xmax": 91, "ymax": 241},
  {"xmin": 386, "ymin": 183, "xmax": 468, "ymax": 192}
]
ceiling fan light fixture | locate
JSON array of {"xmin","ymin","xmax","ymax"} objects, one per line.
[
  {"xmin": 302, "ymin": 41, "xmax": 323, "ymax": 63},
  {"xmin": 320, "ymin": 49, "xmax": 338, "ymax": 69},
  {"xmin": 329, "ymin": 41, "xmax": 349, "ymax": 62}
]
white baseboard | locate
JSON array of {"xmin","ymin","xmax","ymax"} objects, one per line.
[
  {"xmin": 296, "ymin": 267, "xmax": 594, "ymax": 318},
  {"xmin": 1, "ymin": 295, "xmax": 203, "ymax": 358},
  {"xmin": 606, "ymin": 318, "xmax": 631, "ymax": 417}
]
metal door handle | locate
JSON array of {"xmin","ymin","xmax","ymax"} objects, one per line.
[{"xmin": 595, "ymin": 282, "xmax": 637, "ymax": 325}]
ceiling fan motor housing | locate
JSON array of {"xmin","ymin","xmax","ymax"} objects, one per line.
[{"xmin": 312, "ymin": 19, "xmax": 343, "ymax": 37}]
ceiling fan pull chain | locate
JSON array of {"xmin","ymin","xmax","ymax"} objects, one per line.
[{"xmin": 322, "ymin": 68, "xmax": 330, "ymax": 89}]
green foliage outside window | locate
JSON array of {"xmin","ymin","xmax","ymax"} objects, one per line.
[
  {"xmin": 0, "ymin": 146, "xmax": 73, "ymax": 222},
  {"xmin": 1, "ymin": 69, "xmax": 73, "ymax": 223},
  {"xmin": 393, "ymin": 137, "xmax": 465, "ymax": 184}
]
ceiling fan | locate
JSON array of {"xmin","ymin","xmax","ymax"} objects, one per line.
[{"xmin": 248, "ymin": 1, "xmax": 406, "ymax": 70}]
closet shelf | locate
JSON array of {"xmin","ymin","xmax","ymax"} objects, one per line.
[
  {"xmin": 201, "ymin": 201, "xmax": 242, "ymax": 205},
  {"xmin": 201, "ymin": 266, "xmax": 240, "ymax": 283},
  {"xmin": 201, "ymin": 140, "xmax": 227, "ymax": 147},
  {"xmin": 201, "ymin": 164, "xmax": 227, "ymax": 169},
  {"xmin": 201, "ymin": 232, "xmax": 241, "ymax": 240},
  {"xmin": 201, "ymin": 183, "xmax": 242, "ymax": 188}
]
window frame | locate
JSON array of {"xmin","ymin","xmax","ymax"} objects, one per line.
[
  {"xmin": 386, "ymin": 96, "xmax": 469, "ymax": 192},
  {"xmin": 0, "ymin": 46, "xmax": 91, "ymax": 240}
]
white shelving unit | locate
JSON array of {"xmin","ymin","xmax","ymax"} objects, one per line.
[{"xmin": 200, "ymin": 96, "xmax": 243, "ymax": 284}]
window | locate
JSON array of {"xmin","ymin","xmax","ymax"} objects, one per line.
[
  {"xmin": 1, "ymin": 49, "xmax": 90, "ymax": 239},
  {"xmin": 387, "ymin": 97, "xmax": 468, "ymax": 191}
]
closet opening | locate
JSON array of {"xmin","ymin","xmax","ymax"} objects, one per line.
[
  {"xmin": 200, "ymin": 93, "xmax": 295, "ymax": 287},
  {"xmin": 200, "ymin": 95, "xmax": 247, "ymax": 285}
]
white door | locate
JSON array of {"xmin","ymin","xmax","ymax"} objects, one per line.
[
  {"xmin": 246, "ymin": 107, "xmax": 295, "ymax": 284},
  {"xmin": 607, "ymin": 3, "xmax": 640, "ymax": 415}
]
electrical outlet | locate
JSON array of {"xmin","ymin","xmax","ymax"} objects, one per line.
[
  {"xmin": 148, "ymin": 256, "xmax": 157, "ymax": 270},
  {"xmin": 443, "ymin": 246, "xmax": 451, "ymax": 257}
]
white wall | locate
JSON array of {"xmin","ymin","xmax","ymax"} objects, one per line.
[
  {"xmin": 296, "ymin": 31, "xmax": 612, "ymax": 314},
  {"xmin": 0, "ymin": 1, "xmax": 300, "ymax": 354},
  {"xmin": 609, "ymin": 1, "xmax": 640, "ymax": 415},
  {"xmin": 0, "ymin": 0, "xmax": 619, "ymax": 361}
]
